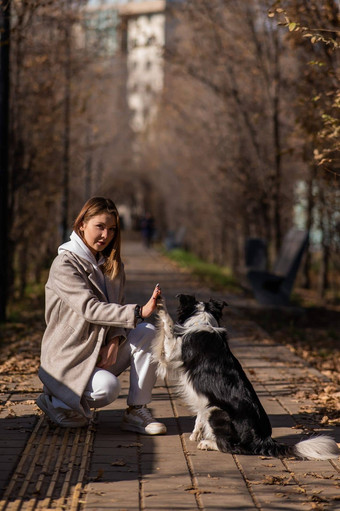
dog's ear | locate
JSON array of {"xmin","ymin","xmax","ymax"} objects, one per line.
[
  {"xmin": 176, "ymin": 294, "xmax": 196, "ymax": 306},
  {"xmin": 176, "ymin": 294, "xmax": 198, "ymax": 324},
  {"xmin": 209, "ymin": 299, "xmax": 228, "ymax": 311}
]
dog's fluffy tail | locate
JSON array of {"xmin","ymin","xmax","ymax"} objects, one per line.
[
  {"xmin": 212, "ymin": 410, "xmax": 340, "ymax": 459},
  {"xmin": 216, "ymin": 434, "xmax": 339, "ymax": 459},
  {"xmin": 293, "ymin": 436, "xmax": 340, "ymax": 460},
  {"xmin": 259, "ymin": 435, "xmax": 340, "ymax": 460}
]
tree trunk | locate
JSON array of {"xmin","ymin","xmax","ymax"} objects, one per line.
[
  {"xmin": 0, "ymin": 0, "xmax": 10, "ymax": 321},
  {"xmin": 302, "ymin": 161, "xmax": 317, "ymax": 288},
  {"xmin": 19, "ymin": 243, "xmax": 28, "ymax": 299},
  {"xmin": 61, "ymin": 20, "xmax": 71, "ymax": 242},
  {"xmin": 318, "ymin": 184, "xmax": 330, "ymax": 298},
  {"xmin": 272, "ymin": 29, "xmax": 282, "ymax": 255},
  {"xmin": 319, "ymin": 235, "xmax": 330, "ymax": 299},
  {"xmin": 85, "ymin": 126, "xmax": 92, "ymax": 199}
]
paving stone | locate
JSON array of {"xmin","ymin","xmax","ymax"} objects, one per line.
[{"xmin": 2, "ymin": 240, "xmax": 340, "ymax": 510}]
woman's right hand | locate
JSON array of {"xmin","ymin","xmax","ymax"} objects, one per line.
[
  {"xmin": 96, "ymin": 336, "xmax": 120, "ymax": 369},
  {"xmin": 141, "ymin": 283, "xmax": 161, "ymax": 318}
]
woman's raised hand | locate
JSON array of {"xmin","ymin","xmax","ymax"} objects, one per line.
[{"xmin": 141, "ymin": 283, "xmax": 161, "ymax": 318}]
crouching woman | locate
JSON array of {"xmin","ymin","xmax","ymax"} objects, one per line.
[{"xmin": 37, "ymin": 196, "xmax": 166, "ymax": 435}]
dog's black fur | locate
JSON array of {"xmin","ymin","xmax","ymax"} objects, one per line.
[
  {"xmin": 154, "ymin": 294, "xmax": 340, "ymax": 459},
  {"xmin": 177, "ymin": 294, "xmax": 284, "ymax": 456}
]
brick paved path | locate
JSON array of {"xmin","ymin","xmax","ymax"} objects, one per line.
[{"xmin": 1, "ymin": 240, "xmax": 339, "ymax": 510}]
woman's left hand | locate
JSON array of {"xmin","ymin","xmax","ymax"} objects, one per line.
[
  {"xmin": 96, "ymin": 336, "xmax": 120, "ymax": 369},
  {"xmin": 140, "ymin": 283, "xmax": 162, "ymax": 318}
]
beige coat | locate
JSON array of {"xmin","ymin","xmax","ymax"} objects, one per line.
[{"xmin": 38, "ymin": 251, "xmax": 137, "ymax": 417}]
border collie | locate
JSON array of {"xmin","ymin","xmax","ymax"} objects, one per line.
[{"xmin": 153, "ymin": 294, "xmax": 340, "ymax": 459}]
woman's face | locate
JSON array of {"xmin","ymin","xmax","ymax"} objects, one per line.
[{"xmin": 80, "ymin": 213, "xmax": 117, "ymax": 256}]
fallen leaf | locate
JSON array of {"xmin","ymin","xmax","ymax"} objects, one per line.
[
  {"xmin": 262, "ymin": 475, "xmax": 289, "ymax": 485},
  {"xmin": 111, "ymin": 459, "xmax": 126, "ymax": 466},
  {"xmin": 94, "ymin": 469, "xmax": 104, "ymax": 481}
]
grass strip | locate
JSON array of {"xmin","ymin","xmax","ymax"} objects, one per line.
[{"xmin": 163, "ymin": 248, "xmax": 241, "ymax": 293}]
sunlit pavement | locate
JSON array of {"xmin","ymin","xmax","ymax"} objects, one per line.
[{"xmin": 1, "ymin": 240, "xmax": 339, "ymax": 510}]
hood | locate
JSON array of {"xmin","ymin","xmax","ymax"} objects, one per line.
[
  {"xmin": 58, "ymin": 231, "xmax": 107, "ymax": 297},
  {"xmin": 58, "ymin": 231, "xmax": 105, "ymax": 266}
]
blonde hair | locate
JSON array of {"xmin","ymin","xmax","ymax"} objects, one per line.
[{"xmin": 73, "ymin": 197, "xmax": 122, "ymax": 279}]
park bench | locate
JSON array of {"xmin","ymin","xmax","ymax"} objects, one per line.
[
  {"xmin": 246, "ymin": 228, "xmax": 309, "ymax": 306},
  {"xmin": 244, "ymin": 238, "xmax": 268, "ymax": 271}
]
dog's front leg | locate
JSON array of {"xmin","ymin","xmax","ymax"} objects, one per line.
[
  {"xmin": 153, "ymin": 298, "xmax": 178, "ymax": 378},
  {"xmin": 157, "ymin": 298, "xmax": 174, "ymax": 339},
  {"xmin": 157, "ymin": 298, "xmax": 179, "ymax": 361},
  {"xmin": 195, "ymin": 408, "xmax": 219, "ymax": 451},
  {"xmin": 190, "ymin": 413, "xmax": 205, "ymax": 442}
]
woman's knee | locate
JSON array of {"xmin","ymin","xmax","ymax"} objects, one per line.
[
  {"xmin": 85, "ymin": 369, "xmax": 121, "ymax": 408},
  {"xmin": 104, "ymin": 373, "xmax": 121, "ymax": 403}
]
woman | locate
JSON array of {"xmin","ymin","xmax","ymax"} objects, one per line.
[{"xmin": 37, "ymin": 197, "xmax": 166, "ymax": 435}]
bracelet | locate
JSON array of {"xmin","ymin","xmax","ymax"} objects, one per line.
[{"xmin": 134, "ymin": 304, "xmax": 144, "ymax": 323}]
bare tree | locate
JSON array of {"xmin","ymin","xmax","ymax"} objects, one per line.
[
  {"xmin": 140, "ymin": 0, "xmax": 298, "ymax": 273},
  {"xmin": 0, "ymin": 0, "xmax": 10, "ymax": 320},
  {"xmin": 271, "ymin": 0, "xmax": 340, "ymax": 296},
  {"xmin": 6, "ymin": 0, "xmax": 130, "ymax": 298}
]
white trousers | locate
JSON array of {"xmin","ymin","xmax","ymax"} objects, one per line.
[{"xmin": 52, "ymin": 322, "xmax": 157, "ymax": 410}]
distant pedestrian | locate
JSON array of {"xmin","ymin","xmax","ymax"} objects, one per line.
[
  {"xmin": 141, "ymin": 212, "xmax": 155, "ymax": 248},
  {"xmin": 37, "ymin": 197, "xmax": 166, "ymax": 435}
]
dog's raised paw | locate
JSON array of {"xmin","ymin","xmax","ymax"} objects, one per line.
[
  {"xmin": 197, "ymin": 439, "xmax": 219, "ymax": 451},
  {"xmin": 156, "ymin": 297, "xmax": 166, "ymax": 310}
]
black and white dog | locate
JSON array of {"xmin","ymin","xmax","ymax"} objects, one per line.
[{"xmin": 153, "ymin": 294, "xmax": 340, "ymax": 459}]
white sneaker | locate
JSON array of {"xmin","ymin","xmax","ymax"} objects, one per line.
[
  {"xmin": 121, "ymin": 405, "xmax": 167, "ymax": 435},
  {"xmin": 36, "ymin": 393, "xmax": 89, "ymax": 428}
]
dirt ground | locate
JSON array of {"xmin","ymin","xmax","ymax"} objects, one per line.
[
  {"xmin": 0, "ymin": 293, "xmax": 43, "ymax": 400},
  {"xmin": 238, "ymin": 288, "xmax": 340, "ymax": 429}
]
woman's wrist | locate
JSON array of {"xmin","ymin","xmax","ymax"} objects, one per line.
[{"xmin": 134, "ymin": 304, "xmax": 145, "ymax": 322}]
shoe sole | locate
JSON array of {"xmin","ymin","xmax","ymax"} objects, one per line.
[
  {"xmin": 36, "ymin": 394, "xmax": 88, "ymax": 428},
  {"xmin": 36, "ymin": 394, "xmax": 50, "ymax": 416}
]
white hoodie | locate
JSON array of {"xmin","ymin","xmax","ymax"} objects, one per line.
[{"xmin": 58, "ymin": 231, "xmax": 108, "ymax": 298}]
